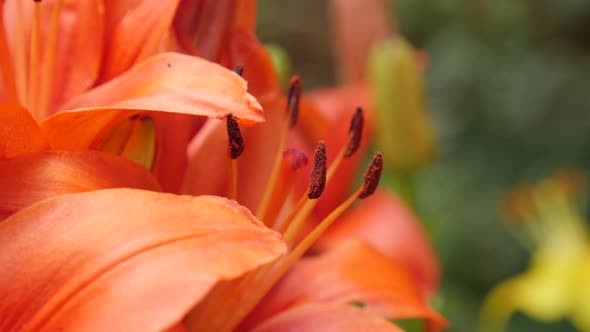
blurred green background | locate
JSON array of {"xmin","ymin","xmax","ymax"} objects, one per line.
[{"xmin": 257, "ymin": 1, "xmax": 590, "ymax": 331}]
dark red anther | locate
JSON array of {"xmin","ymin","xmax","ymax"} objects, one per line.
[
  {"xmin": 233, "ymin": 65, "xmax": 244, "ymax": 77},
  {"xmin": 286, "ymin": 75, "xmax": 302, "ymax": 128},
  {"xmin": 308, "ymin": 141, "xmax": 327, "ymax": 199},
  {"xmin": 344, "ymin": 107, "xmax": 364, "ymax": 158},
  {"xmin": 226, "ymin": 113, "xmax": 244, "ymax": 159},
  {"xmin": 283, "ymin": 148, "xmax": 309, "ymax": 171},
  {"xmin": 359, "ymin": 152, "xmax": 383, "ymax": 199}
]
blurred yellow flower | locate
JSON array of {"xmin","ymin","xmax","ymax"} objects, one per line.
[{"xmin": 481, "ymin": 169, "xmax": 590, "ymax": 332}]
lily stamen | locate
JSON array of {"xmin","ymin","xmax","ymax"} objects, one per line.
[
  {"xmin": 28, "ymin": 0, "xmax": 42, "ymax": 115},
  {"xmin": 14, "ymin": 0, "xmax": 27, "ymax": 106},
  {"xmin": 275, "ymin": 107, "xmax": 365, "ymax": 238},
  {"xmin": 38, "ymin": 0, "xmax": 63, "ymax": 119},
  {"xmin": 256, "ymin": 75, "xmax": 302, "ymax": 219},
  {"xmin": 326, "ymin": 106, "xmax": 365, "ymax": 180},
  {"xmin": 185, "ymin": 111, "xmax": 376, "ymax": 331},
  {"xmin": 263, "ymin": 148, "xmax": 308, "ymax": 228},
  {"xmin": 281, "ymin": 141, "xmax": 327, "ymax": 244},
  {"xmin": 225, "ymin": 113, "xmax": 244, "ymax": 200},
  {"xmin": 233, "ymin": 65, "xmax": 244, "ymax": 76},
  {"xmin": 215, "ymin": 152, "xmax": 384, "ymax": 332},
  {"xmin": 286, "ymin": 75, "xmax": 301, "ymax": 128},
  {"xmin": 344, "ymin": 106, "xmax": 364, "ymax": 158}
]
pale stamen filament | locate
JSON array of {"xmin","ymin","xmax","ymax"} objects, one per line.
[
  {"xmin": 0, "ymin": 4, "xmax": 18, "ymax": 102},
  {"xmin": 14, "ymin": 0, "xmax": 28, "ymax": 105},
  {"xmin": 28, "ymin": 0, "xmax": 41, "ymax": 116},
  {"xmin": 38, "ymin": 0, "xmax": 63, "ymax": 119},
  {"xmin": 256, "ymin": 76, "xmax": 301, "ymax": 219}
]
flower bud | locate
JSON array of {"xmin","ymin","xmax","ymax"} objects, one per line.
[
  {"xmin": 368, "ymin": 37, "xmax": 436, "ymax": 172},
  {"xmin": 97, "ymin": 116, "xmax": 156, "ymax": 169}
]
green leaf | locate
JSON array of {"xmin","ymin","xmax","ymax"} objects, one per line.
[{"xmin": 390, "ymin": 318, "xmax": 426, "ymax": 332}]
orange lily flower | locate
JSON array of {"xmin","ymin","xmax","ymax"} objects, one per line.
[
  {"xmin": 0, "ymin": 0, "xmax": 446, "ymax": 330},
  {"xmin": 176, "ymin": 0, "xmax": 444, "ymax": 328},
  {"xmin": 177, "ymin": 72, "xmax": 446, "ymax": 331},
  {"xmin": 1, "ymin": 83, "xmax": 445, "ymax": 330},
  {"xmin": 0, "ymin": 153, "xmax": 444, "ymax": 331},
  {"xmin": 0, "ymin": 0, "xmax": 265, "ymax": 193},
  {"xmin": 0, "ymin": 103, "xmax": 442, "ymax": 329}
]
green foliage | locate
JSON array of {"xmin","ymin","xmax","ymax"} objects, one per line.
[
  {"xmin": 391, "ymin": 318, "xmax": 426, "ymax": 332},
  {"xmin": 393, "ymin": 0, "xmax": 590, "ymax": 331}
]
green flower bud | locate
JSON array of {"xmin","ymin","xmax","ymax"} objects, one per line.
[{"xmin": 369, "ymin": 37, "xmax": 436, "ymax": 172}]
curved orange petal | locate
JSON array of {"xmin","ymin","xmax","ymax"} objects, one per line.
[
  {"xmin": 236, "ymin": 96, "xmax": 285, "ymax": 210},
  {"xmin": 173, "ymin": 0, "xmax": 237, "ymax": 61},
  {"xmin": 244, "ymin": 240, "xmax": 447, "ymax": 332},
  {"xmin": 40, "ymin": 52, "xmax": 263, "ymax": 150},
  {"xmin": 0, "ymin": 103, "xmax": 46, "ymax": 158},
  {"xmin": 0, "ymin": 150, "xmax": 161, "ymax": 218},
  {"xmin": 50, "ymin": 0, "xmax": 104, "ymax": 111},
  {"xmin": 227, "ymin": 30, "xmax": 280, "ymax": 100},
  {"xmin": 0, "ymin": 189, "xmax": 285, "ymax": 331},
  {"xmin": 181, "ymin": 118, "xmax": 228, "ymax": 197},
  {"xmin": 100, "ymin": 0, "xmax": 181, "ymax": 81},
  {"xmin": 250, "ymin": 303, "xmax": 403, "ymax": 332},
  {"xmin": 172, "ymin": 0, "xmax": 256, "ymax": 59},
  {"xmin": 150, "ymin": 112, "xmax": 199, "ymax": 192},
  {"xmin": 231, "ymin": 0, "xmax": 257, "ymax": 32},
  {"xmin": 172, "ymin": 0, "xmax": 277, "ymax": 99},
  {"xmin": 315, "ymin": 189, "xmax": 441, "ymax": 295}
]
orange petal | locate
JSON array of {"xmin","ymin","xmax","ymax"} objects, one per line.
[
  {"xmin": 231, "ymin": 0, "xmax": 257, "ymax": 32},
  {"xmin": 0, "ymin": 150, "xmax": 161, "ymax": 218},
  {"xmin": 227, "ymin": 30, "xmax": 280, "ymax": 100},
  {"xmin": 263, "ymin": 148, "xmax": 309, "ymax": 227},
  {"xmin": 244, "ymin": 241, "xmax": 447, "ymax": 332},
  {"xmin": 0, "ymin": 189, "xmax": 285, "ymax": 331},
  {"xmin": 173, "ymin": 0, "xmax": 237, "ymax": 61},
  {"xmin": 181, "ymin": 118, "xmax": 228, "ymax": 197},
  {"xmin": 329, "ymin": 0, "xmax": 394, "ymax": 83},
  {"xmin": 40, "ymin": 52, "xmax": 263, "ymax": 150},
  {"xmin": 150, "ymin": 112, "xmax": 198, "ymax": 192},
  {"xmin": 316, "ymin": 189, "xmax": 440, "ymax": 295},
  {"xmin": 100, "ymin": 0, "xmax": 181, "ymax": 81},
  {"xmin": 172, "ymin": 0, "xmax": 278, "ymax": 99},
  {"xmin": 0, "ymin": 102, "xmax": 46, "ymax": 158},
  {"xmin": 236, "ymin": 96, "xmax": 285, "ymax": 210},
  {"xmin": 172, "ymin": 0, "xmax": 257, "ymax": 59},
  {"xmin": 49, "ymin": 0, "xmax": 104, "ymax": 112},
  {"xmin": 250, "ymin": 303, "xmax": 403, "ymax": 332}
]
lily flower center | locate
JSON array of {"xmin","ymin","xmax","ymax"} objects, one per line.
[{"xmin": 183, "ymin": 76, "xmax": 382, "ymax": 331}]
